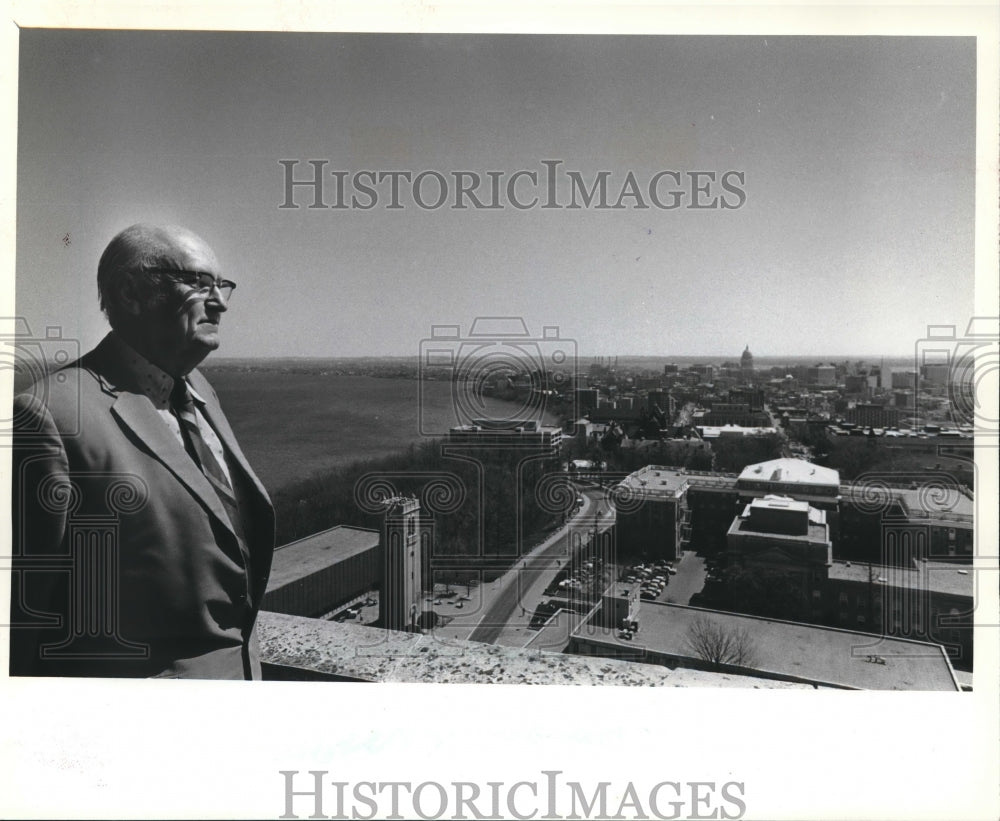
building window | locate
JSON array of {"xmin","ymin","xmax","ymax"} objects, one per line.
[{"xmin": 856, "ymin": 615, "xmax": 866, "ymax": 625}]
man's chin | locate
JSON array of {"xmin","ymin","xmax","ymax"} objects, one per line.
[{"xmin": 195, "ymin": 330, "xmax": 222, "ymax": 350}]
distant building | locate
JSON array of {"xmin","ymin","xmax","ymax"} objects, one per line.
[
  {"xmin": 726, "ymin": 496, "xmax": 833, "ymax": 618},
  {"xmin": 740, "ymin": 345, "xmax": 754, "ymax": 383},
  {"xmin": 839, "ymin": 485, "xmax": 973, "ymax": 564},
  {"xmin": 735, "ymin": 458, "xmax": 840, "ymax": 511},
  {"xmin": 381, "ymin": 496, "xmax": 424, "ymax": 632},
  {"xmin": 604, "ymin": 457, "xmax": 974, "ymax": 672},
  {"xmin": 263, "ymin": 525, "xmax": 381, "ymax": 618},
  {"xmin": 921, "ymin": 363, "xmax": 951, "ymax": 388},
  {"xmin": 614, "ymin": 466, "xmax": 691, "ymax": 560},
  {"xmin": 702, "ymin": 403, "xmax": 770, "ymax": 427},
  {"xmin": 844, "ymin": 374, "xmax": 869, "ymax": 396},
  {"xmin": 599, "ymin": 584, "xmax": 641, "ymax": 630},
  {"xmin": 688, "ymin": 363, "xmax": 715, "ymax": 383},
  {"xmin": 729, "ymin": 387, "xmax": 765, "ymax": 411},
  {"xmin": 568, "ymin": 600, "xmax": 960, "ymax": 691},
  {"xmin": 696, "ymin": 424, "xmax": 778, "ymax": 440},
  {"xmin": 807, "ymin": 364, "xmax": 837, "ymax": 386},
  {"xmin": 735, "ymin": 457, "xmax": 841, "ymax": 544},
  {"xmin": 448, "ymin": 418, "xmax": 562, "ymax": 455},
  {"xmin": 891, "ymin": 370, "xmax": 917, "ymax": 390},
  {"xmin": 846, "ymin": 403, "xmax": 901, "ymax": 429},
  {"xmin": 825, "ymin": 559, "xmax": 973, "ymax": 666}
]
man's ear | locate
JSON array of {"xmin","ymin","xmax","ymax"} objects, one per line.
[{"xmin": 118, "ymin": 278, "xmax": 144, "ymax": 317}]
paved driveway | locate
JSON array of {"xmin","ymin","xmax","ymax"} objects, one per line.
[{"xmin": 662, "ymin": 551, "xmax": 707, "ymax": 605}]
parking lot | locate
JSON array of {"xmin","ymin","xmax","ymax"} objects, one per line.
[
  {"xmin": 619, "ymin": 551, "xmax": 707, "ymax": 607},
  {"xmin": 662, "ymin": 551, "xmax": 708, "ymax": 605}
]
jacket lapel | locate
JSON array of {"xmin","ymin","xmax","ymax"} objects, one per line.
[
  {"xmin": 87, "ymin": 334, "xmax": 268, "ymax": 549},
  {"xmin": 110, "ymin": 391, "xmax": 240, "ymax": 541},
  {"xmin": 189, "ymin": 369, "xmax": 272, "ymax": 507}
]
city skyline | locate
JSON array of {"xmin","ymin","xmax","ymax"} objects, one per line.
[{"xmin": 14, "ymin": 32, "xmax": 977, "ymax": 358}]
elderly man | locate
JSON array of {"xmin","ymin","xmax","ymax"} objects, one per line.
[{"xmin": 10, "ymin": 224, "xmax": 274, "ymax": 679}]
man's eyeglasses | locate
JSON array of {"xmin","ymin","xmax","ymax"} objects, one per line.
[{"xmin": 147, "ymin": 269, "xmax": 237, "ymax": 301}]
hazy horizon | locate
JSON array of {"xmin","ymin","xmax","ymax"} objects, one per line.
[{"xmin": 203, "ymin": 353, "xmax": 918, "ymax": 365}]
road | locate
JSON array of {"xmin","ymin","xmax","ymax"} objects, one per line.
[{"xmin": 466, "ymin": 485, "xmax": 614, "ymax": 645}]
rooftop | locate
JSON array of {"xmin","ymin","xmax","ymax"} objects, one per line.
[
  {"xmin": 257, "ymin": 611, "xmax": 817, "ymax": 687},
  {"xmin": 728, "ymin": 504, "xmax": 830, "ymax": 545},
  {"xmin": 893, "ymin": 487, "xmax": 974, "ymax": 522},
  {"xmin": 828, "ymin": 560, "xmax": 974, "ymax": 599},
  {"xmin": 266, "ymin": 525, "xmax": 380, "ymax": 591},
  {"xmin": 746, "ymin": 494, "xmax": 810, "ymax": 515},
  {"xmin": 738, "ymin": 458, "xmax": 840, "ymax": 488},
  {"xmin": 697, "ymin": 425, "xmax": 777, "ymax": 439},
  {"xmin": 573, "ymin": 603, "xmax": 959, "ymax": 691},
  {"xmin": 619, "ymin": 465, "xmax": 690, "ymax": 497},
  {"xmin": 450, "ymin": 424, "xmax": 561, "ymax": 435}
]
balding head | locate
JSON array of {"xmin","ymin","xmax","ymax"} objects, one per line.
[{"xmin": 97, "ymin": 224, "xmax": 220, "ymax": 328}]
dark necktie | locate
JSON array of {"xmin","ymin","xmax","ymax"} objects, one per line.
[{"xmin": 170, "ymin": 380, "xmax": 245, "ymax": 539}]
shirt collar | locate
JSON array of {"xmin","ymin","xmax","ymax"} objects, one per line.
[{"xmin": 106, "ymin": 332, "xmax": 204, "ymax": 410}]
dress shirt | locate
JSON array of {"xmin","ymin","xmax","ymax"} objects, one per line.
[{"xmin": 106, "ymin": 332, "xmax": 234, "ymax": 486}]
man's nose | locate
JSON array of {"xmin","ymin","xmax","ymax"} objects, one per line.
[{"xmin": 205, "ymin": 286, "xmax": 229, "ymax": 311}]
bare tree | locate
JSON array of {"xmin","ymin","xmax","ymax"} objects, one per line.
[{"xmin": 684, "ymin": 615, "xmax": 758, "ymax": 668}]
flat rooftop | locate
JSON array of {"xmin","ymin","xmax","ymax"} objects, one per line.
[
  {"xmin": 738, "ymin": 458, "xmax": 840, "ymax": 488},
  {"xmin": 893, "ymin": 487, "xmax": 974, "ymax": 522},
  {"xmin": 267, "ymin": 525, "xmax": 380, "ymax": 591},
  {"xmin": 697, "ymin": 425, "xmax": 777, "ymax": 438},
  {"xmin": 685, "ymin": 474, "xmax": 739, "ymax": 492},
  {"xmin": 620, "ymin": 465, "xmax": 689, "ymax": 497},
  {"xmin": 258, "ymin": 611, "xmax": 819, "ymax": 687},
  {"xmin": 573, "ymin": 602, "xmax": 959, "ymax": 691},
  {"xmin": 828, "ymin": 560, "xmax": 974, "ymax": 599},
  {"xmin": 728, "ymin": 503, "xmax": 829, "ymax": 545},
  {"xmin": 746, "ymin": 495, "xmax": 810, "ymax": 515}
]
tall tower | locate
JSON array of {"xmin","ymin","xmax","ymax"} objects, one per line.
[
  {"xmin": 380, "ymin": 496, "xmax": 423, "ymax": 632},
  {"xmin": 740, "ymin": 344, "xmax": 754, "ymax": 384}
]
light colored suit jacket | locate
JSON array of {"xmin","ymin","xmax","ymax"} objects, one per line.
[{"xmin": 9, "ymin": 333, "xmax": 275, "ymax": 679}]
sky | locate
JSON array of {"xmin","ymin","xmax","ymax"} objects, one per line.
[{"xmin": 14, "ymin": 32, "xmax": 977, "ymax": 358}]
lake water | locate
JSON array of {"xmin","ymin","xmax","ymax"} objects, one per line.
[{"xmin": 206, "ymin": 370, "xmax": 560, "ymax": 495}]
